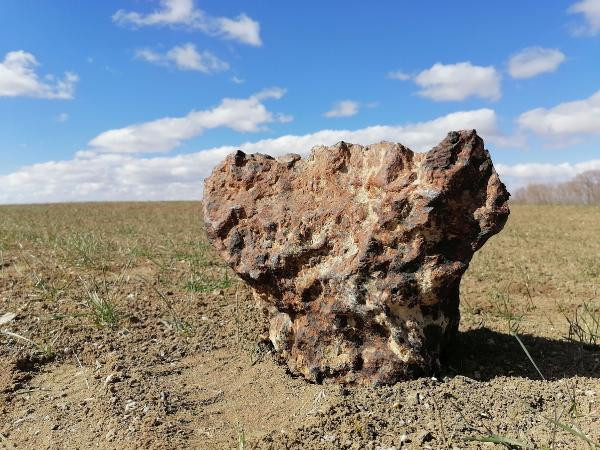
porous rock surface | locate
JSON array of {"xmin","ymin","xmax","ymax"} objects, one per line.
[{"xmin": 203, "ymin": 130, "xmax": 509, "ymax": 385}]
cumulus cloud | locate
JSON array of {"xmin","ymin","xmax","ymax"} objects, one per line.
[
  {"xmin": 497, "ymin": 160, "xmax": 600, "ymax": 189},
  {"xmin": 508, "ymin": 47, "xmax": 566, "ymax": 79},
  {"xmin": 135, "ymin": 43, "xmax": 229, "ymax": 74},
  {"xmin": 414, "ymin": 62, "xmax": 501, "ymax": 101},
  {"xmin": 135, "ymin": 49, "xmax": 162, "ymax": 64},
  {"xmin": 88, "ymin": 88, "xmax": 290, "ymax": 153},
  {"xmin": 0, "ymin": 108, "xmax": 511, "ymax": 204},
  {"xmin": 217, "ymin": 14, "xmax": 262, "ymax": 47},
  {"xmin": 0, "ymin": 50, "xmax": 78, "ymax": 99},
  {"xmin": 113, "ymin": 0, "xmax": 262, "ymax": 46},
  {"xmin": 324, "ymin": 100, "xmax": 360, "ymax": 118},
  {"xmin": 225, "ymin": 108, "xmax": 504, "ymax": 156},
  {"xmin": 518, "ymin": 89, "xmax": 600, "ymax": 140},
  {"xmin": 386, "ymin": 70, "xmax": 410, "ymax": 81},
  {"xmin": 569, "ymin": 0, "xmax": 600, "ymax": 35}
]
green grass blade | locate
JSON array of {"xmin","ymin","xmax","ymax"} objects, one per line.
[
  {"xmin": 465, "ymin": 434, "xmax": 532, "ymax": 449},
  {"xmin": 544, "ymin": 416, "xmax": 600, "ymax": 448},
  {"xmin": 512, "ymin": 332, "xmax": 546, "ymax": 381}
]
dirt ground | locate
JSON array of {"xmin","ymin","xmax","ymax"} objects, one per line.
[{"xmin": 0, "ymin": 202, "xmax": 599, "ymax": 449}]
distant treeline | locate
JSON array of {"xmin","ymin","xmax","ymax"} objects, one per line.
[{"xmin": 512, "ymin": 170, "xmax": 600, "ymax": 205}]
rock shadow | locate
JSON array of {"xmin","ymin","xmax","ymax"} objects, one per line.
[{"xmin": 442, "ymin": 327, "xmax": 600, "ymax": 381}]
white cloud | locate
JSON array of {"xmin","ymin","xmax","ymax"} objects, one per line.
[
  {"xmin": 0, "ymin": 51, "xmax": 78, "ymax": 99},
  {"xmin": 0, "ymin": 108, "xmax": 510, "ymax": 204},
  {"xmin": 569, "ymin": 0, "xmax": 600, "ymax": 35},
  {"xmin": 56, "ymin": 113, "xmax": 69, "ymax": 123},
  {"xmin": 508, "ymin": 47, "xmax": 566, "ymax": 79},
  {"xmin": 113, "ymin": 0, "xmax": 262, "ymax": 46},
  {"xmin": 88, "ymin": 88, "xmax": 290, "ymax": 153},
  {"xmin": 113, "ymin": 0, "xmax": 202, "ymax": 27},
  {"xmin": 136, "ymin": 43, "xmax": 229, "ymax": 74},
  {"xmin": 135, "ymin": 49, "xmax": 163, "ymax": 64},
  {"xmin": 324, "ymin": 100, "xmax": 360, "ymax": 118},
  {"xmin": 518, "ymin": 90, "xmax": 600, "ymax": 140},
  {"xmin": 225, "ymin": 108, "xmax": 503, "ymax": 156},
  {"xmin": 497, "ymin": 160, "xmax": 600, "ymax": 189},
  {"xmin": 231, "ymin": 75, "xmax": 245, "ymax": 84},
  {"xmin": 387, "ymin": 70, "xmax": 410, "ymax": 81},
  {"xmin": 217, "ymin": 14, "xmax": 262, "ymax": 47},
  {"xmin": 414, "ymin": 62, "xmax": 501, "ymax": 101}
]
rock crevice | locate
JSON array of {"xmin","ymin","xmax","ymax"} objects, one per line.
[{"xmin": 203, "ymin": 130, "xmax": 510, "ymax": 385}]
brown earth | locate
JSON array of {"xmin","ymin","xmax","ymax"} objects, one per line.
[{"xmin": 0, "ymin": 202, "xmax": 599, "ymax": 449}]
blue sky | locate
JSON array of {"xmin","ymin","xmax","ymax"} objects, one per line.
[{"xmin": 1, "ymin": 0, "xmax": 599, "ymax": 203}]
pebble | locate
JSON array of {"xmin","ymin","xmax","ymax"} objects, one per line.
[
  {"xmin": 124, "ymin": 400, "xmax": 137, "ymax": 413},
  {"xmin": 0, "ymin": 312, "xmax": 16, "ymax": 325},
  {"xmin": 417, "ymin": 430, "xmax": 433, "ymax": 443},
  {"xmin": 322, "ymin": 434, "xmax": 336, "ymax": 442},
  {"xmin": 405, "ymin": 391, "xmax": 422, "ymax": 406}
]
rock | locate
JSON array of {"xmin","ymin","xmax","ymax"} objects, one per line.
[
  {"xmin": 203, "ymin": 130, "xmax": 509, "ymax": 385},
  {"xmin": 405, "ymin": 390, "xmax": 422, "ymax": 406},
  {"xmin": 124, "ymin": 399, "xmax": 137, "ymax": 413},
  {"xmin": 418, "ymin": 430, "xmax": 434, "ymax": 444},
  {"xmin": 0, "ymin": 312, "xmax": 17, "ymax": 325}
]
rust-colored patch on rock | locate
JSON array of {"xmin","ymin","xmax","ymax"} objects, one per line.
[{"xmin": 203, "ymin": 130, "xmax": 510, "ymax": 385}]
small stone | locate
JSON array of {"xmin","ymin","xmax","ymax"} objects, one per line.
[
  {"xmin": 322, "ymin": 434, "xmax": 337, "ymax": 442},
  {"xmin": 104, "ymin": 373, "xmax": 118, "ymax": 385},
  {"xmin": 405, "ymin": 391, "xmax": 422, "ymax": 406},
  {"xmin": 124, "ymin": 400, "xmax": 137, "ymax": 413},
  {"xmin": 204, "ymin": 130, "xmax": 509, "ymax": 384},
  {"xmin": 418, "ymin": 431, "xmax": 434, "ymax": 443},
  {"xmin": 0, "ymin": 312, "xmax": 17, "ymax": 325}
]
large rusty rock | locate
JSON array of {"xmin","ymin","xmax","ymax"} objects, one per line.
[{"xmin": 203, "ymin": 130, "xmax": 509, "ymax": 385}]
